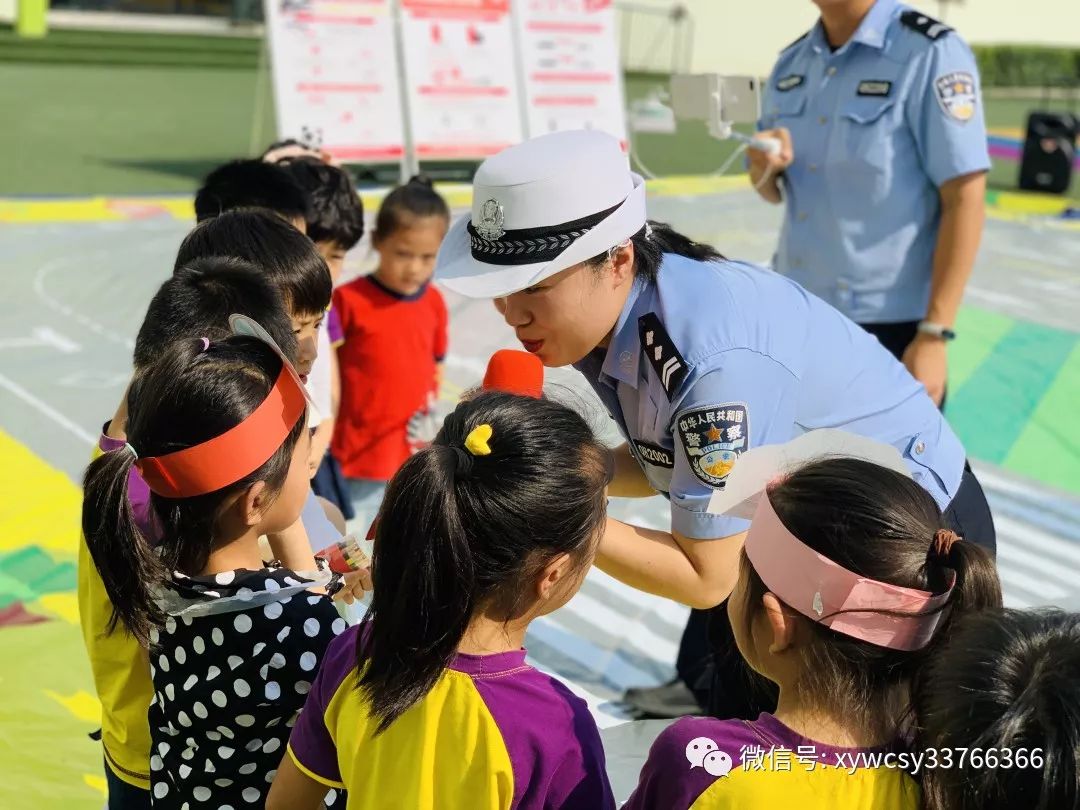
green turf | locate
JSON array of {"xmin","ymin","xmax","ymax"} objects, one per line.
[{"xmin": 947, "ymin": 320, "xmax": 1079, "ymax": 465}]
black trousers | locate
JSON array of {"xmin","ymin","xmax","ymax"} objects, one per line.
[
  {"xmin": 860, "ymin": 320, "xmax": 947, "ymax": 409},
  {"xmin": 104, "ymin": 759, "xmax": 151, "ymax": 810}
]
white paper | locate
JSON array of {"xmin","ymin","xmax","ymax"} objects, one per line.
[
  {"xmin": 264, "ymin": 0, "xmax": 406, "ymax": 163},
  {"xmin": 399, "ymin": 0, "xmax": 524, "ymax": 159},
  {"xmin": 706, "ymin": 430, "xmax": 911, "ymax": 520},
  {"xmin": 514, "ymin": 0, "xmax": 628, "ymax": 144}
]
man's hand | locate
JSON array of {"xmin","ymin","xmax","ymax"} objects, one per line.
[
  {"xmin": 903, "ymin": 334, "xmax": 948, "ymax": 406},
  {"xmin": 747, "ymin": 127, "xmax": 794, "ymax": 203}
]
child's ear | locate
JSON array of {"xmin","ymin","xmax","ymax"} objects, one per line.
[
  {"xmin": 535, "ymin": 553, "xmax": 573, "ymax": 603},
  {"xmin": 238, "ymin": 481, "xmax": 270, "ymax": 528},
  {"xmin": 762, "ymin": 592, "xmax": 798, "ymax": 654}
]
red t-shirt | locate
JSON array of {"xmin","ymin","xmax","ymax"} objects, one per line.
[{"xmin": 332, "ymin": 276, "xmax": 447, "ymax": 481}]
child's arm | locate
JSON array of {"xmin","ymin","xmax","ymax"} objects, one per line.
[
  {"xmin": 266, "ymin": 754, "xmax": 329, "ymax": 810},
  {"xmin": 266, "ymin": 517, "xmax": 318, "ymax": 573},
  {"xmin": 329, "ymin": 332, "xmax": 342, "ymax": 419}
]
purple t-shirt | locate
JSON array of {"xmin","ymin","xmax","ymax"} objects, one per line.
[
  {"xmin": 326, "ymin": 306, "xmax": 344, "ymax": 347},
  {"xmin": 98, "ymin": 424, "xmax": 160, "ymax": 543},
  {"xmin": 625, "ymin": 713, "xmax": 919, "ymax": 809},
  {"xmin": 287, "ymin": 624, "xmax": 615, "ymax": 809}
]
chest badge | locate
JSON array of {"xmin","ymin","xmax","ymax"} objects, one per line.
[{"xmin": 776, "ymin": 74, "xmax": 804, "ymax": 92}]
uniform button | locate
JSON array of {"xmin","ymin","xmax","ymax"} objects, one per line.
[
  {"xmin": 819, "ymin": 115, "xmax": 828, "ymax": 125},
  {"xmin": 793, "ymin": 258, "xmax": 803, "ymax": 268},
  {"xmin": 809, "ymin": 163, "xmax": 819, "ymax": 172},
  {"xmin": 914, "ymin": 441, "xmax": 926, "ymax": 455},
  {"xmin": 798, "ymin": 212, "xmax": 808, "ymax": 222},
  {"xmin": 827, "ymin": 66, "xmax": 837, "ymax": 76}
]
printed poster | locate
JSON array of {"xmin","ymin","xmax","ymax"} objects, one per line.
[{"xmin": 265, "ymin": 0, "xmax": 405, "ymax": 162}]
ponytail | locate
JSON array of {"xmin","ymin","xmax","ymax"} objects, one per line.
[
  {"xmin": 360, "ymin": 446, "xmax": 477, "ymax": 733},
  {"xmin": 916, "ymin": 538, "xmax": 1001, "ymax": 659},
  {"xmin": 585, "ymin": 220, "xmax": 724, "ymax": 283},
  {"xmin": 359, "ymin": 391, "xmax": 610, "ymax": 734},
  {"xmin": 82, "ymin": 447, "xmax": 166, "ymax": 646}
]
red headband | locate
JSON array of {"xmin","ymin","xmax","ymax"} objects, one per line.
[{"xmin": 137, "ymin": 367, "xmax": 307, "ymax": 498}]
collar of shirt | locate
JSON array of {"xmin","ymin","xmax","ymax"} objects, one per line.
[
  {"xmin": 809, "ymin": 0, "xmax": 898, "ymax": 55},
  {"xmin": 597, "ymin": 275, "xmax": 655, "ymax": 389}
]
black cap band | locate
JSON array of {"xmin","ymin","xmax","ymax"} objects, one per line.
[{"xmin": 467, "ymin": 201, "xmax": 622, "ymax": 266}]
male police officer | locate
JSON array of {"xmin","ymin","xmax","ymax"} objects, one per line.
[{"xmin": 749, "ymin": 0, "xmax": 990, "ymax": 406}]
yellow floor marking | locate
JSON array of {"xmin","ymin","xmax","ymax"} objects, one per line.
[
  {"xmin": 45, "ymin": 689, "xmax": 102, "ymax": 725},
  {"xmin": 0, "ymin": 429, "xmax": 82, "ymax": 557}
]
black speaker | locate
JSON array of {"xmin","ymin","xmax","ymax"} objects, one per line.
[{"xmin": 1018, "ymin": 112, "xmax": 1077, "ymax": 194}]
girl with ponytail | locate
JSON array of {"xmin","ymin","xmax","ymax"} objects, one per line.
[
  {"xmin": 625, "ymin": 457, "xmax": 1002, "ymax": 810},
  {"xmin": 83, "ymin": 334, "xmax": 347, "ymax": 809},
  {"xmin": 269, "ymin": 391, "xmax": 616, "ymax": 810}
]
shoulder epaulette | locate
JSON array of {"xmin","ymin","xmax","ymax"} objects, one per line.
[
  {"xmin": 780, "ymin": 31, "xmax": 809, "ymax": 54},
  {"xmin": 899, "ymin": 10, "xmax": 952, "ymax": 41},
  {"xmin": 638, "ymin": 313, "xmax": 688, "ymax": 400}
]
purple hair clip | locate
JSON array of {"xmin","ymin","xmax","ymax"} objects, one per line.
[{"xmin": 199, "ymin": 337, "xmax": 210, "ymax": 353}]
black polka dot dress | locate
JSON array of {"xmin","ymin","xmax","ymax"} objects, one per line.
[{"xmin": 147, "ymin": 566, "xmax": 345, "ymax": 808}]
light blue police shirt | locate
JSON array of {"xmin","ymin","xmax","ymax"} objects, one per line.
[
  {"xmin": 758, "ymin": 0, "xmax": 990, "ymax": 324},
  {"xmin": 574, "ymin": 253, "xmax": 967, "ymax": 540}
]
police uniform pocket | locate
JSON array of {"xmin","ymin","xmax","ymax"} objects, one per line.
[
  {"xmin": 836, "ymin": 97, "xmax": 899, "ymax": 202},
  {"xmin": 768, "ymin": 93, "xmax": 807, "ymax": 122}
]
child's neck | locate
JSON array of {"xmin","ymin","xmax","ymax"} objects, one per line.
[
  {"xmin": 199, "ymin": 527, "xmax": 264, "ymax": 577},
  {"xmin": 456, "ymin": 612, "xmax": 528, "ymax": 657},
  {"xmin": 771, "ymin": 686, "xmax": 892, "ymax": 749}
]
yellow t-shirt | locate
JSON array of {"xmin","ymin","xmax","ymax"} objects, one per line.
[{"xmin": 78, "ymin": 438, "xmax": 154, "ymax": 789}]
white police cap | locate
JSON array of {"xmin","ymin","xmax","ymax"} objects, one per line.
[{"xmin": 435, "ymin": 130, "xmax": 647, "ymax": 299}]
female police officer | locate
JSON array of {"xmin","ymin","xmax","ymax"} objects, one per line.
[
  {"xmin": 436, "ymin": 129, "xmax": 995, "ymax": 719},
  {"xmin": 749, "ymin": 0, "xmax": 990, "ymax": 406}
]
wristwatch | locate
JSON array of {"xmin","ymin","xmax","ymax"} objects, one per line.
[{"xmin": 917, "ymin": 321, "xmax": 957, "ymax": 341}]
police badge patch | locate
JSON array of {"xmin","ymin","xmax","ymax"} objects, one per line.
[
  {"xmin": 675, "ymin": 403, "xmax": 749, "ymax": 488},
  {"xmin": 934, "ymin": 72, "xmax": 976, "ymax": 123}
]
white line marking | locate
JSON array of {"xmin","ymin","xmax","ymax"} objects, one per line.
[{"xmin": 0, "ymin": 371, "xmax": 96, "ymax": 445}]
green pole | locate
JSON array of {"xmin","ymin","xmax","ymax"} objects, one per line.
[{"xmin": 16, "ymin": 0, "xmax": 48, "ymax": 38}]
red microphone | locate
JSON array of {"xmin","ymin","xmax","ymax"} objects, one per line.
[{"xmin": 482, "ymin": 349, "xmax": 545, "ymax": 398}]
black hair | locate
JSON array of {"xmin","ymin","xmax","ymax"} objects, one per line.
[
  {"xmin": 585, "ymin": 220, "xmax": 723, "ymax": 283},
  {"xmin": 914, "ymin": 608, "xmax": 1080, "ymax": 810},
  {"xmin": 194, "ymin": 159, "xmax": 310, "ymax": 225},
  {"xmin": 736, "ymin": 458, "xmax": 1002, "ymax": 740},
  {"xmin": 133, "ymin": 257, "xmax": 298, "ymax": 370},
  {"xmin": 372, "ymin": 174, "xmax": 450, "ymax": 242},
  {"xmin": 282, "ymin": 157, "xmax": 365, "ymax": 250},
  {"xmin": 175, "ymin": 208, "xmax": 332, "ymax": 316},
  {"xmin": 82, "ymin": 336, "xmax": 307, "ymax": 645},
  {"xmin": 359, "ymin": 391, "xmax": 610, "ymax": 732}
]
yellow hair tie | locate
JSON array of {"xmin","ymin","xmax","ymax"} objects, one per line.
[{"xmin": 464, "ymin": 424, "xmax": 493, "ymax": 457}]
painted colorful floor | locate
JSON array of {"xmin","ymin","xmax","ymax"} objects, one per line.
[{"xmin": 2, "ymin": 177, "xmax": 1078, "ymax": 808}]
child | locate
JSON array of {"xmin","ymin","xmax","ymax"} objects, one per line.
[
  {"xmin": 194, "ymin": 158, "xmax": 310, "ymax": 231},
  {"xmin": 174, "ymin": 208, "xmax": 333, "ymax": 389},
  {"xmin": 279, "ymin": 157, "xmax": 366, "ymax": 519},
  {"xmin": 267, "ymin": 391, "xmax": 616, "ymax": 809},
  {"xmin": 81, "ymin": 258, "xmax": 302, "ymax": 808},
  {"xmin": 914, "ymin": 608, "xmax": 1080, "ymax": 810},
  {"xmin": 625, "ymin": 458, "xmax": 1002, "ymax": 809},
  {"xmin": 83, "ymin": 335, "xmax": 347, "ymax": 808},
  {"xmin": 332, "ymin": 175, "xmax": 449, "ymax": 531}
]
